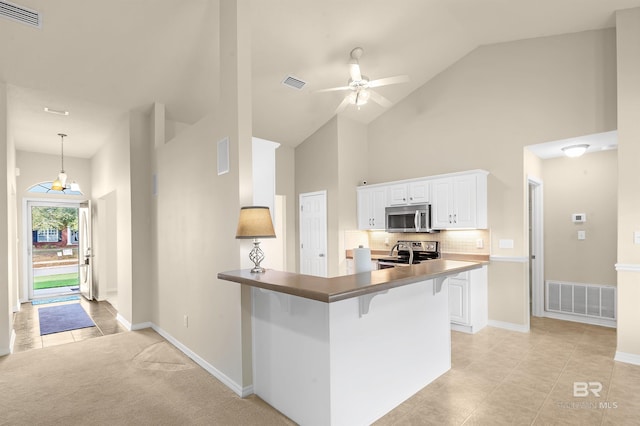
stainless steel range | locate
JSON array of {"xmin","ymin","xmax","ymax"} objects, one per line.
[{"xmin": 378, "ymin": 240, "xmax": 440, "ymax": 269}]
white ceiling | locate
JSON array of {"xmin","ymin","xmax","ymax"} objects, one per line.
[
  {"xmin": 2, "ymin": 0, "xmax": 640, "ymax": 158},
  {"xmin": 526, "ymin": 130, "xmax": 618, "ymax": 159}
]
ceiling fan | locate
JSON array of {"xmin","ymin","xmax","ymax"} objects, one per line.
[{"xmin": 317, "ymin": 47, "xmax": 409, "ymax": 113}]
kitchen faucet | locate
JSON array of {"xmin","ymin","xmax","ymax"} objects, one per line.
[{"xmin": 389, "ymin": 242, "xmax": 414, "ymax": 265}]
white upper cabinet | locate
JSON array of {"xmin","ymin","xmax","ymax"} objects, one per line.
[
  {"xmin": 431, "ymin": 171, "xmax": 487, "ymax": 230},
  {"xmin": 357, "ymin": 186, "xmax": 386, "ymax": 230},
  {"xmin": 388, "ymin": 180, "xmax": 430, "ymax": 206},
  {"xmin": 357, "ymin": 170, "xmax": 487, "ymax": 231}
]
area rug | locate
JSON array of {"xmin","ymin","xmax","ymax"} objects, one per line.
[
  {"xmin": 32, "ymin": 295, "xmax": 80, "ymax": 305},
  {"xmin": 38, "ymin": 303, "xmax": 95, "ymax": 335}
]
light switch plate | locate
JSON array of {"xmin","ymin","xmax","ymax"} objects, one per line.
[
  {"xmin": 634, "ymin": 231, "xmax": 640, "ymax": 245},
  {"xmin": 578, "ymin": 230, "xmax": 586, "ymax": 240}
]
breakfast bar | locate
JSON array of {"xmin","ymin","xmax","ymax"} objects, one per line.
[{"xmin": 218, "ymin": 260, "xmax": 484, "ymax": 426}]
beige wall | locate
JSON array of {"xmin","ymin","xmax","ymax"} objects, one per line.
[
  {"xmin": 615, "ymin": 8, "xmax": 640, "ymax": 358},
  {"xmin": 542, "ymin": 150, "xmax": 617, "ymax": 285},
  {"xmin": 0, "ymin": 82, "xmax": 11, "ymax": 354},
  {"xmin": 295, "ymin": 117, "xmax": 339, "ymax": 275},
  {"xmin": 91, "ymin": 116, "xmax": 133, "ymax": 322},
  {"xmin": 366, "ymin": 29, "xmax": 617, "ymax": 326},
  {"xmin": 337, "ymin": 116, "xmax": 368, "ymax": 274}
]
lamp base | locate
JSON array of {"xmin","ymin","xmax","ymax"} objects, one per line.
[{"xmin": 249, "ymin": 239, "xmax": 266, "ymax": 273}]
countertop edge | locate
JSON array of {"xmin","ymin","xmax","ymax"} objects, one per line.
[{"xmin": 218, "ymin": 260, "xmax": 484, "ymax": 303}]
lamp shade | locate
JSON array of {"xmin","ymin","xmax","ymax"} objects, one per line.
[{"xmin": 235, "ymin": 206, "xmax": 276, "ymax": 239}]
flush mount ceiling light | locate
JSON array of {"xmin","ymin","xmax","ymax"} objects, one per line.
[
  {"xmin": 44, "ymin": 107, "xmax": 69, "ymax": 116},
  {"xmin": 51, "ymin": 133, "xmax": 81, "ymax": 192},
  {"xmin": 561, "ymin": 144, "xmax": 589, "ymax": 158}
]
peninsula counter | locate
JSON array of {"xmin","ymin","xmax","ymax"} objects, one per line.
[{"xmin": 218, "ymin": 260, "xmax": 484, "ymax": 426}]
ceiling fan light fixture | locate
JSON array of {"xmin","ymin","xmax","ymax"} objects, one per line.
[
  {"xmin": 349, "ymin": 89, "xmax": 370, "ymax": 106},
  {"xmin": 561, "ymin": 144, "xmax": 589, "ymax": 158}
]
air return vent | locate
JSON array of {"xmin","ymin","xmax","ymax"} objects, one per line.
[
  {"xmin": 0, "ymin": 0, "xmax": 40, "ymax": 28},
  {"xmin": 281, "ymin": 75, "xmax": 306, "ymax": 90}
]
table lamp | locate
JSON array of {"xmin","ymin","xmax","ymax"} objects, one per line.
[{"xmin": 235, "ymin": 206, "xmax": 276, "ymax": 273}]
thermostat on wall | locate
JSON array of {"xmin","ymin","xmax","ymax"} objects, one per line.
[{"xmin": 572, "ymin": 213, "xmax": 587, "ymax": 223}]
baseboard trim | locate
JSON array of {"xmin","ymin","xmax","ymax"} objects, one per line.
[
  {"xmin": 149, "ymin": 323, "xmax": 251, "ymax": 398},
  {"xmin": 615, "ymin": 351, "xmax": 640, "ymax": 366},
  {"xmin": 544, "ymin": 311, "xmax": 616, "ymax": 328},
  {"xmin": 489, "ymin": 256, "xmax": 528, "ymax": 263},
  {"xmin": 615, "ymin": 263, "xmax": 640, "ymax": 272},
  {"xmin": 116, "ymin": 314, "xmax": 132, "ymax": 331},
  {"xmin": 488, "ymin": 319, "xmax": 529, "ymax": 333}
]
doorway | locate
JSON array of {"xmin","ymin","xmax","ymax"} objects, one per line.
[
  {"xmin": 528, "ymin": 177, "xmax": 544, "ymax": 317},
  {"xmin": 26, "ymin": 200, "xmax": 92, "ymax": 301},
  {"xmin": 299, "ymin": 191, "xmax": 328, "ymax": 277}
]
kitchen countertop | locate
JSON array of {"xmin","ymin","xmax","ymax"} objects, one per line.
[
  {"xmin": 345, "ymin": 249, "xmax": 490, "ymax": 263},
  {"xmin": 218, "ymin": 259, "xmax": 484, "ymax": 303}
]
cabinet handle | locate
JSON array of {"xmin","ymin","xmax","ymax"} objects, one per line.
[
  {"xmin": 403, "ymin": 198, "xmax": 406, "ymax": 201},
  {"xmin": 449, "ymin": 214, "xmax": 452, "ymax": 224},
  {"xmin": 454, "ymin": 214, "xmax": 457, "ymax": 223},
  {"xmin": 410, "ymin": 197, "xmax": 413, "ymax": 201},
  {"xmin": 369, "ymin": 218, "xmax": 372, "ymax": 226},
  {"xmin": 372, "ymin": 218, "xmax": 375, "ymax": 226}
]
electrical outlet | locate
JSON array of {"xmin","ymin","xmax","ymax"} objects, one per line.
[
  {"xmin": 578, "ymin": 230, "xmax": 586, "ymax": 240},
  {"xmin": 634, "ymin": 231, "xmax": 640, "ymax": 245},
  {"xmin": 183, "ymin": 315, "xmax": 189, "ymax": 328},
  {"xmin": 476, "ymin": 239, "xmax": 484, "ymax": 249},
  {"xmin": 384, "ymin": 237, "xmax": 389, "ymax": 246}
]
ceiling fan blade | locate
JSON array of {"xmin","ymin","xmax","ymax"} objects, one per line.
[
  {"xmin": 315, "ymin": 86, "xmax": 351, "ymax": 93},
  {"xmin": 368, "ymin": 75, "xmax": 410, "ymax": 88},
  {"xmin": 335, "ymin": 95, "xmax": 351, "ymax": 114},
  {"xmin": 349, "ymin": 60, "xmax": 362, "ymax": 82},
  {"xmin": 369, "ymin": 90, "xmax": 392, "ymax": 108}
]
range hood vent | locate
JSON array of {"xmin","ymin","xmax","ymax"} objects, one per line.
[
  {"xmin": 0, "ymin": 0, "xmax": 40, "ymax": 28},
  {"xmin": 281, "ymin": 75, "xmax": 306, "ymax": 90}
]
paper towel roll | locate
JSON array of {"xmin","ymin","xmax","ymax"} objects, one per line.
[{"xmin": 353, "ymin": 246, "xmax": 372, "ymax": 273}]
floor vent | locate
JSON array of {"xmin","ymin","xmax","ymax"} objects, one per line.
[
  {"xmin": 546, "ymin": 280, "xmax": 616, "ymax": 321},
  {"xmin": 281, "ymin": 75, "xmax": 306, "ymax": 90},
  {"xmin": 0, "ymin": 0, "xmax": 40, "ymax": 27}
]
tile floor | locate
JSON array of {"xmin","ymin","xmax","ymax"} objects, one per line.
[
  {"xmin": 375, "ymin": 317, "xmax": 640, "ymax": 425},
  {"xmin": 12, "ymin": 298, "xmax": 126, "ymax": 353},
  {"xmin": 11, "ymin": 304, "xmax": 640, "ymax": 425}
]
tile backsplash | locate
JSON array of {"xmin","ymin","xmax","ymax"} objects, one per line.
[{"xmin": 357, "ymin": 229, "xmax": 491, "ymax": 254}]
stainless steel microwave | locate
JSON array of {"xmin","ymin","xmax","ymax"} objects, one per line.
[{"xmin": 385, "ymin": 204, "xmax": 437, "ymax": 233}]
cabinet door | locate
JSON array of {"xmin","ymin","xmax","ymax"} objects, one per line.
[
  {"xmin": 448, "ymin": 277, "xmax": 469, "ymax": 325},
  {"xmin": 408, "ymin": 180, "xmax": 430, "ymax": 204},
  {"xmin": 370, "ymin": 187, "xmax": 387, "ymax": 229},
  {"xmin": 388, "ymin": 184, "xmax": 408, "ymax": 206},
  {"xmin": 431, "ymin": 178, "xmax": 453, "ymax": 229},
  {"xmin": 452, "ymin": 174, "xmax": 477, "ymax": 228},
  {"xmin": 357, "ymin": 188, "xmax": 372, "ymax": 230}
]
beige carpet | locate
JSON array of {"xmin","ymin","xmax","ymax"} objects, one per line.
[{"xmin": 0, "ymin": 329, "xmax": 294, "ymax": 425}]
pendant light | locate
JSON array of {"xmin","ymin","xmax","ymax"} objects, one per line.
[{"xmin": 51, "ymin": 133, "xmax": 81, "ymax": 192}]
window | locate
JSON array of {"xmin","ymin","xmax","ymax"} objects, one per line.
[
  {"xmin": 27, "ymin": 182, "xmax": 83, "ymax": 196},
  {"xmin": 37, "ymin": 229, "xmax": 60, "ymax": 243}
]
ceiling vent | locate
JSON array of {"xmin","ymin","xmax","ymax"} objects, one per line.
[
  {"xmin": 281, "ymin": 75, "xmax": 306, "ymax": 90},
  {"xmin": 0, "ymin": 0, "xmax": 40, "ymax": 28}
]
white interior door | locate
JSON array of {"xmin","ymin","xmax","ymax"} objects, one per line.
[
  {"xmin": 79, "ymin": 200, "xmax": 93, "ymax": 300},
  {"xmin": 299, "ymin": 191, "xmax": 327, "ymax": 277}
]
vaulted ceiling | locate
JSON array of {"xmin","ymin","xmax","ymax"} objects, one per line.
[{"xmin": 2, "ymin": 0, "xmax": 640, "ymax": 157}]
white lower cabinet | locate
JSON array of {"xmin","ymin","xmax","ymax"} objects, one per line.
[{"xmin": 448, "ymin": 265, "xmax": 487, "ymax": 333}]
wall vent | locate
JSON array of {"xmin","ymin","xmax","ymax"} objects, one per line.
[
  {"xmin": 0, "ymin": 0, "xmax": 40, "ymax": 27},
  {"xmin": 546, "ymin": 280, "xmax": 616, "ymax": 324},
  {"xmin": 281, "ymin": 75, "xmax": 306, "ymax": 90}
]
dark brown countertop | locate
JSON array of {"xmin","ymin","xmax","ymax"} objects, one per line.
[{"xmin": 218, "ymin": 259, "xmax": 484, "ymax": 303}]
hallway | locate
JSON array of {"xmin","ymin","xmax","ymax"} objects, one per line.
[{"xmin": 12, "ymin": 299, "xmax": 125, "ymax": 353}]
